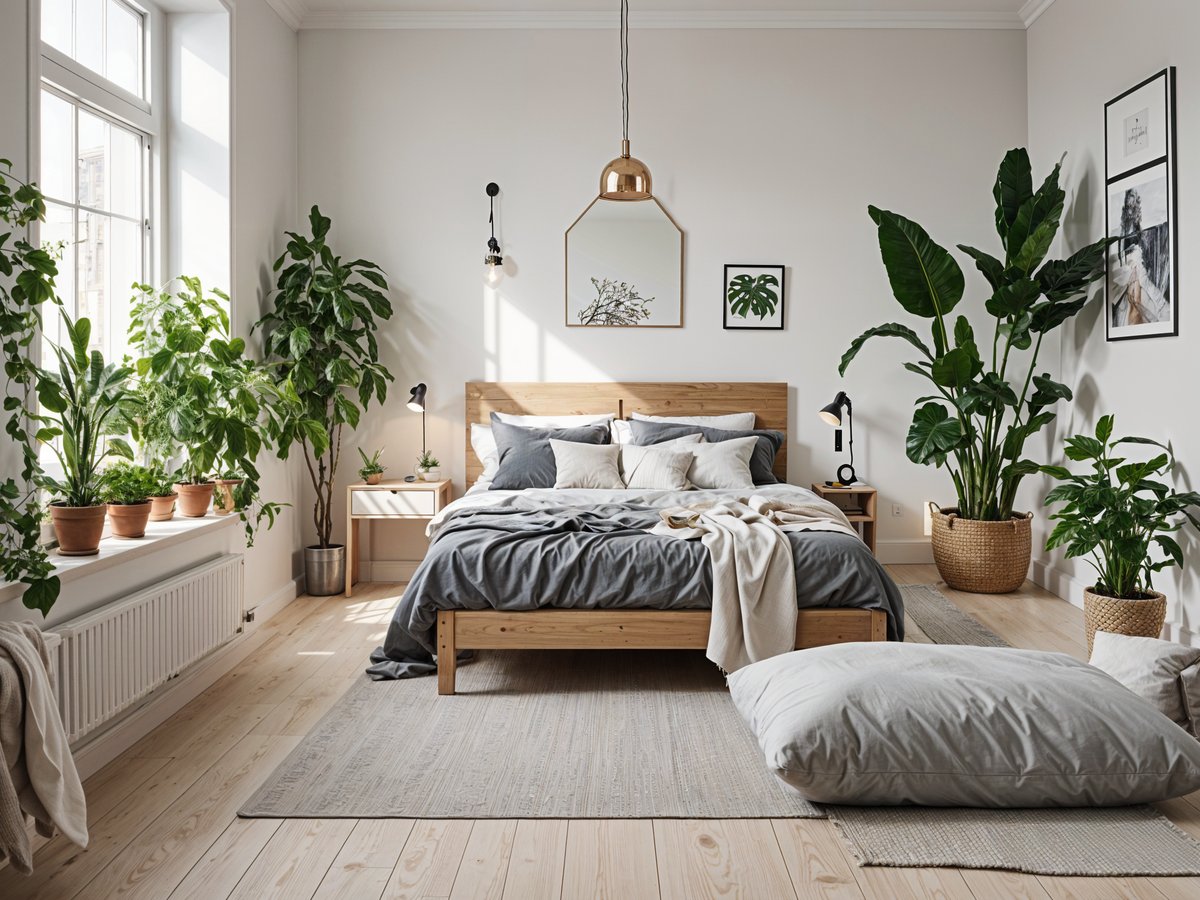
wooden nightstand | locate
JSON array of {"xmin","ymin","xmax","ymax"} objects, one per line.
[
  {"xmin": 345, "ymin": 479, "xmax": 452, "ymax": 596},
  {"xmin": 811, "ymin": 483, "xmax": 877, "ymax": 555}
]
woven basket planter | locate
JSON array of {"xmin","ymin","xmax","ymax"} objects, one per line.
[
  {"xmin": 1084, "ymin": 588, "xmax": 1166, "ymax": 656},
  {"xmin": 929, "ymin": 504, "xmax": 1033, "ymax": 594}
]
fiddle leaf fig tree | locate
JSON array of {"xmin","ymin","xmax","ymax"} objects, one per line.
[
  {"xmin": 257, "ymin": 206, "xmax": 394, "ymax": 548},
  {"xmin": 0, "ymin": 160, "xmax": 61, "ymax": 614},
  {"xmin": 840, "ymin": 148, "xmax": 1114, "ymax": 521}
]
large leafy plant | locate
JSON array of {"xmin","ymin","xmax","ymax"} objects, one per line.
[
  {"xmin": 840, "ymin": 149, "xmax": 1113, "ymax": 521},
  {"xmin": 0, "ymin": 159, "xmax": 61, "ymax": 614},
  {"xmin": 256, "ymin": 207, "xmax": 393, "ymax": 548},
  {"xmin": 1041, "ymin": 416, "xmax": 1200, "ymax": 599},
  {"xmin": 35, "ymin": 314, "xmax": 135, "ymax": 506},
  {"xmin": 129, "ymin": 276, "xmax": 282, "ymax": 543}
]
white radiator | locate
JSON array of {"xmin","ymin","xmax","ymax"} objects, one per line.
[{"xmin": 51, "ymin": 554, "xmax": 245, "ymax": 744}]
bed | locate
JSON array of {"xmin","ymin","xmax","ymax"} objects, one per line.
[{"xmin": 367, "ymin": 382, "xmax": 902, "ymax": 693}]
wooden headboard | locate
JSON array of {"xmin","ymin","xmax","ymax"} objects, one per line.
[{"xmin": 465, "ymin": 382, "xmax": 788, "ymax": 485}]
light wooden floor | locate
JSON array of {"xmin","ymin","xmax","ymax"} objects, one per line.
[{"xmin": 12, "ymin": 565, "xmax": 1200, "ymax": 899}]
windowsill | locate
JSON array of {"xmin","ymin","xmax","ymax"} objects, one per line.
[{"xmin": 0, "ymin": 514, "xmax": 239, "ymax": 605}]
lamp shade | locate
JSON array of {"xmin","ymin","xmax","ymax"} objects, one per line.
[
  {"xmin": 600, "ymin": 140, "xmax": 652, "ymax": 200},
  {"xmin": 407, "ymin": 383, "xmax": 427, "ymax": 413},
  {"xmin": 818, "ymin": 391, "xmax": 850, "ymax": 427}
]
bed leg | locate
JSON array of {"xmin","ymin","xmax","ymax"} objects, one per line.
[
  {"xmin": 438, "ymin": 610, "xmax": 457, "ymax": 695},
  {"xmin": 870, "ymin": 609, "xmax": 887, "ymax": 642}
]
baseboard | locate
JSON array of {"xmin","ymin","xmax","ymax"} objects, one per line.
[
  {"xmin": 361, "ymin": 560, "xmax": 421, "ymax": 582},
  {"xmin": 69, "ymin": 575, "xmax": 302, "ymax": 781},
  {"xmin": 877, "ymin": 538, "xmax": 934, "ymax": 565}
]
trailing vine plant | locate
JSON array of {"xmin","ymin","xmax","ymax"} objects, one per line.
[{"xmin": 0, "ymin": 160, "xmax": 62, "ymax": 614}]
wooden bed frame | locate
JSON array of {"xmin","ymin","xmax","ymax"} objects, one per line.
[{"xmin": 437, "ymin": 381, "xmax": 886, "ymax": 695}]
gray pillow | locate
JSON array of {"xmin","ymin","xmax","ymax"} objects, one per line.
[
  {"xmin": 728, "ymin": 642, "xmax": 1200, "ymax": 807},
  {"xmin": 628, "ymin": 419, "xmax": 783, "ymax": 485},
  {"xmin": 489, "ymin": 416, "xmax": 610, "ymax": 490}
]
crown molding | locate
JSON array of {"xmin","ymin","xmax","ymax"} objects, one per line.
[
  {"xmin": 295, "ymin": 9, "xmax": 1027, "ymax": 31},
  {"xmin": 264, "ymin": 0, "xmax": 305, "ymax": 30},
  {"xmin": 1019, "ymin": 0, "xmax": 1056, "ymax": 27}
]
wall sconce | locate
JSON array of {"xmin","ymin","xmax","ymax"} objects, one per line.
[{"xmin": 484, "ymin": 182, "xmax": 503, "ymax": 285}]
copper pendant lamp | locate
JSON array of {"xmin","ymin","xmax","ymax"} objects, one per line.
[{"xmin": 599, "ymin": 0, "xmax": 652, "ymax": 200}]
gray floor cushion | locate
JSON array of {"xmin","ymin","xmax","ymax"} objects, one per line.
[{"xmin": 728, "ymin": 642, "xmax": 1200, "ymax": 807}]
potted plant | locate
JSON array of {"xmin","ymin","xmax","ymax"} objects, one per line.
[
  {"xmin": 840, "ymin": 148, "xmax": 1113, "ymax": 593},
  {"xmin": 35, "ymin": 314, "xmax": 135, "ymax": 555},
  {"xmin": 100, "ymin": 461, "xmax": 159, "ymax": 539},
  {"xmin": 147, "ymin": 466, "xmax": 178, "ymax": 521},
  {"xmin": 0, "ymin": 159, "xmax": 62, "ymax": 613},
  {"xmin": 213, "ymin": 471, "xmax": 244, "ymax": 516},
  {"xmin": 416, "ymin": 450, "xmax": 441, "ymax": 482},
  {"xmin": 257, "ymin": 207, "xmax": 394, "ymax": 595},
  {"xmin": 358, "ymin": 448, "xmax": 386, "ymax": 485},
  {"xmin": 1041, "ymin": 416, "xmax": 1200, "ymax": 653}
]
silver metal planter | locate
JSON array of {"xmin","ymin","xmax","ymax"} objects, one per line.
[{"xmin": 304, "ymin": 544, "xmax": 346, "ymax": 596}]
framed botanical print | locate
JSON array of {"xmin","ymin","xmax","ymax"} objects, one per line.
[
  {"xmin": 723, "ymin": 264, "xmax": 785, "ymax": 330},
  {"xmin": 1104, "ymin": 68, "xmax": 1178, "ymax": 341}
]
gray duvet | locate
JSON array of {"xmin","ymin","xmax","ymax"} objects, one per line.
[{"xmin": 367, "ymin": 489, "xmax": 903, "ymax": 679}]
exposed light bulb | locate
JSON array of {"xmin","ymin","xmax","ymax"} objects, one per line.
[{"xmin": 484, "ymin": 256, "xmax": 504, "ymax": 285}]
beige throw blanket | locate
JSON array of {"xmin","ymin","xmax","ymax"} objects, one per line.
[
  {"xmin": 1, "ymin": 623, "xmax": 87, "ymax": 875},
  {"xmin": 651, "ymin": 495, "xmax": 859, "ymax": 674}
]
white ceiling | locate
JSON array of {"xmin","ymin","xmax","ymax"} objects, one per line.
[{"xmin": 268, "ymin": 0, "xmax": 1055, "ymax": 30}]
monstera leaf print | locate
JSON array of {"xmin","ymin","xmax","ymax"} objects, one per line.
[{"xmin": 727, "ymin": 273, "xmax": 780, "ymax": 320}]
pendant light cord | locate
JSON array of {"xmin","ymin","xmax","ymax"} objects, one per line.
[{"xmin": 620, "ymin": 0, "xmax": 629, "ymax": 144}]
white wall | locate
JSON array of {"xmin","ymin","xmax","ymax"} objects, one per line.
[
  {"xmin": 1027, "ymin": 0, "xmax": 1200, "ymax": 643},
  {"xmin": 297, "ymin": 25, "xmax": 1028, "ymax": 564}
]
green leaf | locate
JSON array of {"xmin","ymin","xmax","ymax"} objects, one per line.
[
  {"xmin": 309, "ymin": 206, "xmax": 332, "ymax": 240},
  {"xmin": 1029, "ymin": 374, "xmax": 1073, "ymax": 411},
  {"xmin": 906, "ymin": 403, "xmax": 963, "ymax": 465},
  {"xmin": 993, "ymin": 148, "xmax": 1033, "ymax": 245},
  {"xmin": 1095, "ymin": 415, "xmax": 1114, "ymax": 444},
  {"xmin": 726, "ymin": 273, "xmax": 780, "ymax": 320},
  {"xmin": 931, "ymin": 347, "xmax": 978, "ymax": 389},
  {"xmin": 1064, "ymin": 435, "xmax": 1104, "ymax": 461},
  {"xmin": 868, "ymin": 206, "xmax": 965, "ymax": 326},
  {"xmin": 838, "ymin": 322, "xmax": 934, "ymax": 376},
  {"xmin": 1006, "ymin": 158, "xmax": 1064, "ymax": 271},
  {"xmin": 21, "ymin": 577, "xmax": 61, "ymax": 616},
  {"xmin": 985, "ymin": 278, "xmax": 1041, "ymax": 318},
  {"xmin": 1154, "ymin": 535, "xmax": 1184, "ymax": 568},
  {"xmin": 1030, "ymin": 296, "xmax": 1089, "ymax": 333},
  {"xmin": 1036, "ymin": 237, "xmax": 1113, "ymax": 302},
  {"xmin": 1040, "ymin": 465, "xmax": 1074, "ymax": 480},
  {"xmin": 289, "ymin": 326, "xmax": 312, "ymax": 358},
  {"xmin": 956, "ymin": 245, "xmax": 1006, "ymax": 291}
]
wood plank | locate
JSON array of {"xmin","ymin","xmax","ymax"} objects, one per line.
[
  {"xmin": 654, "ymin": 819, "xmax": 797, "ymax": 900},
  {"xmin": 439, "ymin": 610, "xmax": 458, "ymax": 695},
  {"xmin": 450, "ymin": 820, "xmax": 517, "ymax": 900},
  {"xmin": 313, "ymin": 819, "xmax": 417, "ymax": 900},
  {"xmin": 959, "ymin": 868, "xmax": 1051, "ymax": 899},
  {"xmin": 502, "ymin": 820, "xmax": 567, "ymax": 900},
  {"xmin": 168, "ymin": 818, "xmax": 282, "ymax": 900},
  {"xmin": 855, "ymin": 865, "xmax": 974, "ymax": 900},
  {"xmin": 226, "ymin": 818, "xmax": 355, "ymax": 900},
  {"xmin": 562, "ymin": 820, "xmax": 659, "ymax": 900},
  {"xmin": 382, "ymin": 819, "xmax": 473, "ymax": 899},
  {"xmin": 771, "ymin": 819, "xmax": 864, "ymax": 899},
  {"xmin": 1037, "ymin": 876, "xmax": 1164, "ymax": 900}
]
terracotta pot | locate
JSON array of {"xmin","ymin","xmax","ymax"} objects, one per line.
[
  {"xmin": 49, "ymin": 503, "xmax": 107, "ymax": 556},
  {"xmin": 175, "ymin": 482, "xmax": 215, "ymax": 517},
  {"xmin": 149, "ymin": 493, "xmax": 178, "ymax": 521},
  {"xmin": 107, "ymin": 501, "xmax": 153, "ymax": 539},
  {"xmin": 929, "ymin": 504, "xmax": 1033, "ymax": 594},
  {"xmin": 1083, "ymin": 587, "xmax": 1167, "ymax": 655},
  {"xmin": 213, "ymin": 479, "xmax": 243, "ymax": 517},
  {"xmin": 365, "ymin": 473, "xmax": 382, "ymax": 485}
]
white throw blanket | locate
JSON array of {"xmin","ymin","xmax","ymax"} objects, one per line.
[
  {"xmin": 0, "ymin": 622, "xmax": 88, "ymax": 875},
  {"xmin": 650, "ymin": 495, "xmax": 859, "ymax": 674}
]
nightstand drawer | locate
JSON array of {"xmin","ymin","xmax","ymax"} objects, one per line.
[{"xmin": 351, "ymin": 489, "xmax": 437, "ymax": 517}]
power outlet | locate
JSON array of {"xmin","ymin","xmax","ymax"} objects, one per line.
[
  {"xmin": 834, "ymin": 429, "xmax": 843, "ymax": 452},
  {"xmin": 892, "ymin": 503, "xmax": 902, "ymax": 517}
]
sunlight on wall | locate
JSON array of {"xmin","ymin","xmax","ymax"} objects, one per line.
[
  {"xmin": 180, "ymin": 45, "xmax": 229, "ymax": 146},
  {"xmin": 483, "ymin": 284, "xmax": 613, "ymax": 382}
]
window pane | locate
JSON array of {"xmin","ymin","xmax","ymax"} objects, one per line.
[
  {"xmin": 41, "ymin": 202, "xmax": 76, "ymax": 361},
  {"xmin": 77, "ymin": 109, "xmax": 107, "ymax": 212},
  {"xmin": 40, "ymin": 91, "xmax": 75, "ymax": 203},
  {"xmin": 75, "ymin": 0, "xmax": 104, "ymax": 77},
  {"xmin": 106, "ymin": 1, "xmax": 140, "ymax": 96},
  {"xmin": 78, "ymin": 212, "xmax": 140, "ymax": 361},
  {"xmin": 77, "ymin": 109, "xmax": 142, "ymax": 218},
  {"xmin": 42, "ymin": 0, "xmax": 73, "ymax": 57}
]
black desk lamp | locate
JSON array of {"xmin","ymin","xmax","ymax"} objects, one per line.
[
  {"xmin": 818, "ymin": 391, "xmax": 856, "ymax": 486},
  {"xmin": 406, "ymin": 384, "xmax": 427, "ymax": 482}
]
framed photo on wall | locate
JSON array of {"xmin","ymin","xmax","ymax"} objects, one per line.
[
  {"xmin": 1104, "ymin": 68, "xmax": 1178, "ymax": 341},
  {"xmin": 723, "ymin": 264, "xmax": 785, "ymax": 330}
]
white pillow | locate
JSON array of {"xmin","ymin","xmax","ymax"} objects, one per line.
[
  {"xmin": 549, "ymin": 440, "xmax": 624, "ymax": 490},
  {"xmin": 494, "ymin": 412, "xmax": 614, "ymax": 427},
  {"xmin": 620, "ymin": 440, "xmax": 698, "ymax": 490},
  {"xmin": 729, "ymin": 642, "xmax": 1200, "ymax": 807},
  {"xmin": 470, "ymin": 423, "xmax": 499, "ymax": 482},
  {"xmin": 1089, "ymin": 631, "xmax": 1200, "ymax": 729},
  {"xmin": 687, "ymin": 437, "xmax": 757, "ymax": 490},
  {"xmin": 611, "ymin": 419, "xmax": 633, "ymax": 445},
  {"xmin": 632, "ymin": 411, "xmax": 756, "ymax": 430}
]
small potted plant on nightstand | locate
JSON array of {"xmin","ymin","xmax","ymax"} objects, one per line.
[
  {"xmin": 416, "ymin": 450, "xmax": 441, "ymax": 482},
  {"xmin": 358, "ymin": 448, "xmax": 387, "ymax": 485},
  {"xmin": 100, "ymin": 461, "xmax": 159, "ymax": 539},
  {"xmin": 1041, "ymin": 415, "xmax": 1200, "ymax": 653}
]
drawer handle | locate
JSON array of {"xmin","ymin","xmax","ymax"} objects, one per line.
[{"xmin": 391, "ymin": 490, "xmax": 399, "ymax": 494}]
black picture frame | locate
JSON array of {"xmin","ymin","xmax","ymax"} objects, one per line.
[
  {"xmin": 1104, "ymin": 67, "xmax": 1178, "ymax": 342},
  {"xmin": 722, "ymin": 264, "xmax": 785, "ymax": 331}
]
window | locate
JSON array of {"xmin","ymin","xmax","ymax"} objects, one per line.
[{"xmin": 41, "ymin": 0, "xmax": 146, "ymax": 100}]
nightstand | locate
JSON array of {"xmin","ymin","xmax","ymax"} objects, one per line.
[
  {"xmin": 345, "ymin": 479, "xmax": 452, "ymax": 596},
  {"xmin": 811, "ymin": 483, "xmax": 877, "ymax": 555}
]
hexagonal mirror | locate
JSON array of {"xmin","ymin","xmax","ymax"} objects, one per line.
[{"xmin": 565, "ymin": 197, "xmax": 683, "ymax": 327}]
